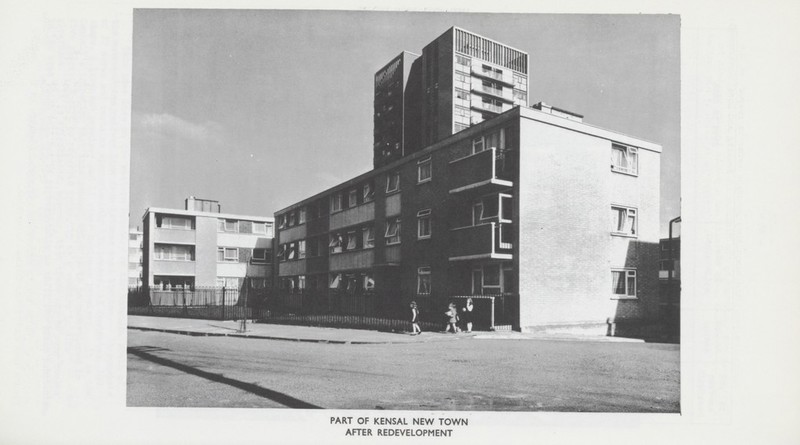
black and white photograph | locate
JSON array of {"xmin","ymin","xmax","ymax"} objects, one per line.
[
  {"xmin": 4, "ymin": 2, "xmax": 800, "ymax": 445},
  {"xmin": 126, "ymin": 10, "xmax": 680, "ymax": 412}
]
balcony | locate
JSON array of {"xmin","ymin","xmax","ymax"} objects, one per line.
[
  {"xmin": 471, "ymin": 101, "xmax": 504, "ymax": 114},
  {"xmin": 471, "ymin": 83, "xmax": 514, "ymax": 103},
  {"xmin": 471, "ymin": 63, "xmax": 514, "ymax": 86},
  {"xmin": 448, "ymin": 147, "xmax": 514, "ymax": 194},
  {"xmin": 449, "ymin": 222, "xmax": 513, "ymax": 261}
]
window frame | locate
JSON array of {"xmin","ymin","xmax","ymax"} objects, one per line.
[
  {"xmin": 363, "ymin": 183, "xmax": 374, "ymax": 202},
  {"xmin": 417, "ymin": 266, "xmax": 431, "ymax": 295},
  {"xmin": 611, "ymin": 144, "xmax": 639, "ymax": 176},
  {"xmin": 386, "ymin": 172, "xmax": 400, "ymax": 193},
  {"xmin": 611, "ymin": 205, "xmax": 638, "ymax": 237},
  {"xmin": 348, "ymin": 189, "xmax": 358, "ymax": 208},
  {"xmin": 363, "ymin": 226, "xmax": 375, "ymax": 249},
  {"xmin": 330, "ymin": 193, "xmax": 343, "ymax": 213},
  {"xmin": 385, "ymin": 218, "xmax": 401, "ymax": 245},
  {"xmin": 417, "ymin": 209, "xmax": 432, "ymax": 239},
  {"xmin": 251, "ymin": 248, "xmax": 268, "ymax": 263},
  {"xmin": 417, "ymin": 156, "xmax": 432, "ymax": 184},
  {"xmin": 611, "ymin": 268, "xmax": 637, "ymax": 299},
  {"xmin": 218, "ymin": 247, "xmax": 239, "ymax": 262}
]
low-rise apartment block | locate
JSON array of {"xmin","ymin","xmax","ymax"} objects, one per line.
[
  {"xmin": 142, "ymin": 197, "xmax": 274, "ymax": 299},
  {"xmin": 275, "ymin": 104, "xmax": 661, "ymax": 332}
]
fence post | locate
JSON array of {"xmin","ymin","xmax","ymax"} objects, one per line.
[
  {"xmin": 221, "ymin": 286, "xmax": 226, "ymax": 320},
  {"xmin": 490, "ymin": 296, "xmax": 495, "ymax": 331}
]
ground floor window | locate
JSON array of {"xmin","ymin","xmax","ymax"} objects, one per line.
[
  {"xmin": 216, "ymin": 277, "xmax": 241, "ymax": 289},
  {"xmin": 417, "ymin": 267, "xmax": 431, "ymax": 295},
  {"xmin": 154, "ymin": 275, "xmax": 195, "ymax": 290},
  {"xmin": 612, "ymin": 269, "xmax": 637, "ymax": 298}
]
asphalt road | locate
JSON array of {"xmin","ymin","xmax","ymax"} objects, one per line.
[{"xmin": 127, "ymin": 330, "xmax": 679, "ymax": 412}]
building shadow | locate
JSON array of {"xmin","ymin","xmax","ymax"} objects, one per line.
[
  {"xmin": 609, "ymin": 240, "xmax": 679, "ymax": 344},
  {"xmin": 127, "ymin": 346, "xmax": 322, "ymax": 408}
]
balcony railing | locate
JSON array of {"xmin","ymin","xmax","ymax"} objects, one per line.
[
  {"xmin": 448, "ymin": 147, "xmax": 514, "ymax": 194},
  {"xmin": 449, "ymin": 222, "xmax": 513, "ymax": 261}
]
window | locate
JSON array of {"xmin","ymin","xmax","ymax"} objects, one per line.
[
  {"xmin": 252, "ymin": 248, "xmax": 267, "ymax": 263},
  {"xmin": 330, "ymin": 193, "xmax": 343, "ymax": 213},
  {"xmin": 250, "ymin": 278, "xmax": 267, "ymax": 289},
  {"xmin": 472, "ymin": 137, "xmax": 485, "ymax": 153},
  {"xmin": 286, "ymin": 242, "xmax": 297, "ymax": 260},
  {"xmin": 417, "ymin": 209, "xmax": 431, "ymax": 239},
  {"xmin": 385, "ymin": 218, "xmax": 401, "ymax": 245},
  {"xmin": 329, "ymin": 233, "xmax": 343, "ymax": 254},
  {"xmin": 386, "ymin": 172, "xmax": 400, "ymax": 193},
  {"xmin": 218, "ymin": 277, "xmax": 240, "ymax": 289},
  {"xmin": 278, "ymin": 215, "xmax": 287, "ymax": 229},
  {"xmin": 363, "ymin": 183, "xmax": 374, "ymax": 202},
  {"xmin": 417, "ymin": 267, "xmax": 431, "ymax": 295},
  {"xmin": 348, "ymin": 189, "xmax": 358, "ymax": 208},
  {"xmin": 223, "ymin": 219, "xmax": 239, "ymax": 233},
  {"xmin": 364, "ymin": 274, "xmax": 375, "ymax": 290},
  {"xmin": 363, "ymin": 226, "xmax": 375, "ymax": 248},
  {"xmin": 611, "ymin": 206, "xmax": 637, "ymax": 236},
  {"xmin": 129, "ymin": 234, "xmax": 138, "ymax": 241},
  {"xmin": 297, "ymin": 240, "xmax": 306, "ymax": 259},
  {"xmin": 217, "ymin": 247, "xmax": 239, "ymax": 262},
  {"xmin": 252, "ymin": 222, "xmax": 267, "ymax": 235},
  {"xmin": 346, "ymin": 231, "xmax": 357, "ymax": 250},
  {"xmin": 154, "ymin": 244, "xmax": 194, "ymax": 261},
  {"xmin": 158, "ymin": 215, "xmax": 193, "ymax": 230},
  {"xmin": 612, "ymin": 269, "xmax": 637, "ymax": 298},
  {"xmin": 298, "ymin": 208, "xmax": 306, "ymax": 224},
  {"xmin": 611, "ymin": 144, "xmax": 638, "ymax": 175},
  {"xmin": 329, "ymin": 273, "xmax": 342, "ymax": 289},
  {"xmin": 417, "ymin": 157, "xmax": 432, "ymax": 183}
]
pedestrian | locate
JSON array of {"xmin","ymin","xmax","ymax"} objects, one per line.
[
  {"xmin": 445, "ymin": 302, "xmax": 459, "ymax": 333},
  {"xmin": 410, "ymin": 301, "xmax": 422, "ymax": 335},
  {"xmin": 461, "ymin": 298, "xmax": 474, "ymax": 333}
]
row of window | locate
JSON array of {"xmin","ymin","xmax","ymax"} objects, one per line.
[
  {"xmin": 151, "ymin": 276, "xmax": 267, "ymax": 291},
  {"xmin": 155, "ymin": 214, "xmax": 273, "ymax": 236},
  {"xmin": 153, "ymin": 244, "xmax": 270, "ymax": 264},
  {"xmin": 280, "ymin": 272, "xmax": 376, "ymax": 292}
]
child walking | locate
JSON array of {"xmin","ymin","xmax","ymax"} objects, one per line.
[
  {"xmin": 410, "ymin": 301, "xmax": 422, "ymax": 335},
  {"xmin": 445, "ymin": 302, "xmax": 459, "ymax": 333}
]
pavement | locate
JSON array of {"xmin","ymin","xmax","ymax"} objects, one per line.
[{"xmin": 128, "ymin": 315, "xmax": 645, "ymax": 344}]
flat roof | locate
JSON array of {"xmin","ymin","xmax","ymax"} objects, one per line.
[
  {"xmin": 276, "ymin": 106, "xmax": 662, "ymax": 214},
  {"xmin": 143, "ymin": 207, "xmax": 274, "ymax": 223}
]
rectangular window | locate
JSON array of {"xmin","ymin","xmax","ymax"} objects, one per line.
[
  {"xmin": 385, "ymin": 218, "xmax": 401, "ymax": 245},
  {"xmin": 364, "ymin": 273, "xmax": 375, "ymax": 290},
  {"xmin": 612, "ymin": 269, "xmax": 637, "ymax": 298},
  {"xmin": 158, "ymin": 215, "xmax": 193, "ymax": 230},
  {"xmin": 348, "ymin": 189, "xmax": 358, "ymax": 208},
  {"xmin": 298, "ymin": 240, "xmax": 306, "ymax": 259},
  {"xmin": 363, "ymin": 226, "xmax": 375, "ymax": 249},
  {"xmin": 252, "ymin": 222, "xmax": 267, "ymax": 235},
  {"xmin": 278, "ymin": 215, "xmax": 287, "ymax": 229},
  {"xmin": 417, "ymin": 209, "xmax": 431, "ymax": 239},
  {"xmin": 499, "ymin": 194, "xmax": 513, "ymax": 222},
  {"xmin": 363, "ymin": 183, "xmax": 374, "ymax": 202},
  {"xmin": 329, "ymin": 233, "xmax": 343, "ymax": 254},
  {"xmin": 217, "ymin": 247, "xmax": 238, "ymax": 262},
  {"xmin": 417, "ymin": 267, "xmax": 431, "ymax": 295},
  {"xmin": 154, "ymin": 244, "xmax": 194, "ymax": 261},
  {"xmin": 473, "ymin": 137, "xmax": 485, "ymax": 153},
  {"xmin": 386, "ymin": 172, "xmax": 400, "ymax": 193},
  {"xmin": 417, "ymin": 157, "xmax": 432, "ymax": 183},
  {"xmin": 250, "ymin": 278, "xmax": 267, "ymax": 289},
  {"xmin": 252, "ymin": 248, "xmax": 267, "ymax": 263},
  {"xmin": 611, "ymin": 144, "xmax": 639, "ymax": 175},
  {"xmin": 611, "ymin": 206, "xmax": 638, "ymax": 236},
  {"xmin": 224, "ymin": 220, "xmax": 239, "ymax": 233},
  {"xmin": 329, "ymin": 273, "xmax": 342, "ymax": 289},
  {"xmin": 287, "ymin": 242, "xmax": 297, "ymax": 260},
  {"xmin": 330, "ymin": 194, "xmax": 343, "ymax": 213},
  {"xmin": 298, "ymin": 208, "xmax": 306, "ymax": 225},
  {"xmin": 346, "ymin": 231, "xmax": 357, "ymax": 250}
]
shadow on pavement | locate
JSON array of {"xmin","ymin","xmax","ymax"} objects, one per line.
[{"xmin": 127, "ymin": 346, "xmax": 322, "ymax": 409}]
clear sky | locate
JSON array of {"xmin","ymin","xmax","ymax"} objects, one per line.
[{"xmin": 130, "ymin": 10, "xmax": 680, "ymax": 236}]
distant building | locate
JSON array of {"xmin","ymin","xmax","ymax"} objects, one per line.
[
  {"xmin": 373, "ymin": 27, "xmax": 529, "ymax": 168},
  {"xmin": 128, "ymin": 227, "xmax": 143, "ymax": 287},
  {"xmin": 141, "ymin": 197, "xmax": 274, "ymax": 295}
]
